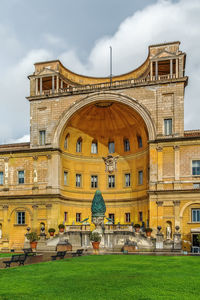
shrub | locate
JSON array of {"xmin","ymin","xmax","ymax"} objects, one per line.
[
  {"xmin": 134, "ymin": 224, "xmax": 140, "ymax": 228},
  {"xmin": 48, "ymin": 228, "xmax": 55, "ymax": 233},
  {"xmin": 145, "ymin": 227, "xmax": 153, "ymax": 232},
  {"xmin": 26, "ymin": 232, "xmax": 39, "ymax": 242},
  {"xmin": 58, "ymin": 224, "xmax": 65, "ymax": 230},
  {"xmin": 89, "ymin": 231, "xmax": 101, "ymax": 242}
]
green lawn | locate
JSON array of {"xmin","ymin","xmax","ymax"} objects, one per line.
[
  {"xmin": 0, "ymin": 255, "xmax": 199, "ymax": 300},
  {"xmin": 0, "ymin": 253, "xmax": 13, "ymax": 257}
]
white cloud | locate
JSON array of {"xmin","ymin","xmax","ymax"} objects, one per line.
[
  {"xmin": 59, "ymin": 0, "xmax": 200, "ymax": 130},
  {"xmin": 8, "ymin": 134, "xmax": 30, "ymax": 144}
]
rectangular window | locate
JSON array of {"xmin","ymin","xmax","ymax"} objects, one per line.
[
  {"xmin": 108, "ymin": 175, "xmax": 115, "ymax": 188},
  {"xmin": 124, "ymin": 139, "xmax": 130, "ymax": 152},
  {"xmin": 0, "ymin": 172, "xmax": 3, "ymax": 185},
  {"xmin": 192, "ymin": 209, "xmax": 200, "ymax": 222},
  {"xmin": 108, "ymin": 141, "xmax": 115, "ymax": 153},
  {"xmin": 64, "ymin": 171, "xmax": 68, "ymax": 185},
  {"xmin": 164, "ymin": 119, "xmax": 172, "ymax": 135},
  {"xmin": 125, "ymin": 173, "xmax": 130, "ymax": 187},
  {"xmin": 91, "ymin": 175, "xmax": 98, "ymax": 188},
  {"xmin": 192, "ymin": 160, "xmax": 200, "ymax": 176},
  {"xmin": 39, "ymin": 130, "xmax": 46, "ymax": 145},
  {"xmin": 125, "ymin": 213, "xmax": 130, "ymax": 223},
  {"xmin": 109, "ymin": 213, "xmax": 115, "ymax": 224},
  {"xmin": 139, "ymin": 211, "xmax": 143, "ymax": 222},
  {"xmin": 193, "ymin": 183, "xmax": 200, "ymax": 189},
  {"xmin": 91, "ymin": 142, "xmax": 98, "ymax": 154},
  {"xmin": 17, "ymin": 211, "xmax": 25, "ymax": 225},
  {"xmin": 18, "ymin": 170, "xmax": 24, "ymax": 184},
  {"xmin": 137, "ymin": 136, "xmax": 143, "ymax": 148},
  {"xmin": 76, "ymin": 213, "xmax": 81, "ymax": 222},
  {"xmin": 64, "ymin": 212, "xmax": 68, "ymax": 222},
  {"xmin": 138, "ymin": 170, "xmax": 143, "ymax": 185},
  {"xmin": 76, "ymin": 174, "xmax": 81, "ymax": 187}
]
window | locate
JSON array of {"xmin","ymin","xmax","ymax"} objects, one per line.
[
  {"xmin": 76, "ymin": 174, "xmax": 81, "ymax": 187},
  {"xmin": 64, "ymin": 171, "xmax": 68, "ymax": 186},
  {"xmin": 108, "ymin": 141, "xmax": 115, "ymax": 153},
  {"xmin": 164, "ymin": 119, "xmax": 172, "ymax": 135},
  {"xmin": 18, "ymin": 170, "xmax": 24, "ymax": 184},
  {"xmin": 76, "ymin": 138, "xmax": 82, "ymax": 152},
  {"xmin": 64, "ymin": 134, "xmax": 69, "ymax": 149},
  {"xmin": 192, "ymin": 160, "xmax": 200, "ymax": 176},
  {"xmin": 138, "ymin": 170, "xmax": 143, "ymax": 185},
  {"xmin": 76, "ymin": 213, "xmax": 81, "ymax": 222},
  {"xmin": 125, "ymin": 173, "xmax": 130, "ymax": 187},
  {"xmin": 0, "ymin": 172, "xmax": 3, "ymax": 185},
  {"xmin": 192, "ymin": 209, "xmax": 200, "ymax": 222},
  {"xmin": 64, "ymin": 212, "xmax": 68, "ymax": 222},
  {"xmin": 109, "ymin": 213, "xmax": 115, "ymax": 224},
  {"xmin": 139, "ymin": 211, "xmax": 143, "ymax": 222},
  {"xmin": 137, "ymin": 136, "xmax": 143, "ymax": 148},
  {"xmin": 108, "ymin": 175, "xmax": 115, "ymax": 188},
  {"xmin": 91, "ymin": 141, "xmax": 98, "ymax": 154},
  {"xmin": 91, "ymin": 175, "xmax": 98, "ymax": 188},
  {"xmin": 193, "ymin": 183, "xmax": 200, "ymax": 189},
  {"xmin": 125, "ymin": 213, "xmax": 130, "ymax": 223},
  {"xmin": 17, "ymin": 211, "xmax": 25, "ymax": 225},
  {"xmin": 39, "ymin": 130, "xmax": 46, "ymax": 145},
  {"xmin": 124, "ymin": 139, "xmax": 130, "ymax": 152}
]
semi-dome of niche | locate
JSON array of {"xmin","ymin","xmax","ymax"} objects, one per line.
[{"xmin": 61, "ymin": 101, "xmax": 148, "ymax": 156}]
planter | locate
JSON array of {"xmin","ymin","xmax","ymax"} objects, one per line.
[
  {"xmin": 146, "ymin": 231, "xmax": 152, "ymax": 237},
  {"xmin": 92, "ymin": 241, "xmax": 100, "ymax": 250},
  {"xmin": 135, "ymin": 227, "xmax": 140, "ymax": 233},
  {"xmin": 49, "ymin": 232, "xmax": 55, "ymax": 237},
  {"xmin": 30, "ymin": 241, "xmax": 37, "ymax": 249},
  {"xmin": 59, "ymin": 228, "xmax": 64, "ymax": 233}
]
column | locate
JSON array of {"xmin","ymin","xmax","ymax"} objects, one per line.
[
  {"xmin": 157, "ymin": 146, "xmax": 163, "ymax": 182},
  {"xmin": 173, "ymin": 200, "xmax": 180, "ymax": 227},
  {"xmin": 170, "ymin": 59, "xmax": 173, "ymax": 78},
  {"xmin": 156, "ymin": 201, "xmax": 163, "ymax": 228},
  {"xmin": 32, "ymin": 205, "xmax": 38, "ymax": 232},
  {"xmin": 56, "ymin": 75, "xmax": 59, "ymax": 92},
  {"xmin": 35, "ymin": 78, "xmax": 38, "ymax": 95},
  {"xmin": 155, "ymin": 61, "xmax": 158, "ymax": 80},
  {"xmin": 46, "ymin": 204, "xmax": 52, "ymax": 229},
  {"xmin": 2, "ymin": 205, "xmax": 9, "ymax": 240},
  {"xmin": 33, "ymin": 156, "xmax": 38, "ymax": 189},
  {"xmin": 46, "ymin": 155, "xmax": 52, "ymax": 189},
  {"xmin": 176, "ymin": 58, "xmax": 179, "ymax": 78},
  {"xmin": 150, "ymin": 61, "xmax": 153, "ymax": 81},
  {"xmin": 40, "ymin": 77, "xmax": 42, "ymax": 95},
  {"xmin": 52, "ymin": 76, "xmax": 55, "ymax": 93},
  {"xmin": 61, "ymin": 79, "xmax": 63, "ymax": 89},
  {"xmin": 174, "ymin": 146, "xmax": 180, "ymax": 181},
  {"xmin": 4, "ymin": 157, "xmax": 9, "ymax": 190}
]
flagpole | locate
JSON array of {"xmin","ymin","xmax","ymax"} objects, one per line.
[{"xmin": 110, "ymin": 46, "xmax": 112, "ymax": 86}]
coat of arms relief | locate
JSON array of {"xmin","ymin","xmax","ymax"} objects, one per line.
[{"xmin": 102, "ymin": 155, "xmax": 119, "ymax": 173}]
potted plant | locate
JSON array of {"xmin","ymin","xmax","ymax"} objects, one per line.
[
  {"xmin": 145, "ymin": 227, "xmax": 153, "ymax": 237},
  {"xmin": 134, "ymin": 224, "xmax": 141, "ymax": 233},
  {"xmin": 58, "ymin": 224, "xmax": 65, "ymax": 233},
  {"xmin": 48, "ymin": 228, "xmax": 55, "ymax": 237},
  {"xmin": 26, "ymin": 232, "xmax": 39, "ymax": 249},
  {"xmin": 89, "ymin": 231, "xmax": 101, "ymax": 250}
]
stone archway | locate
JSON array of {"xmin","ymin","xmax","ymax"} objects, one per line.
[{"xmin": 52, "ymin": 91, "xmax": 156, "ymax": 148}]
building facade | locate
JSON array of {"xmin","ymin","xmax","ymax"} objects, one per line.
[{"xmin": 0, "ymin": 41, "xmax": 200, "ymax": 251}]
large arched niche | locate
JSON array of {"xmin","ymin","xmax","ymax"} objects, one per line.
[{"xmin": 53, "ymin": 92, "xmax": 156, "ymax": 148}]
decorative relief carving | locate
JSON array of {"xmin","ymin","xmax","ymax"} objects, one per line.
[
  {"xmin": 3, "ymin": 205, "xmax": 9, "ymax": 209},
  {"xmin": 102, "ymin": 155, "xmax": 119, "ymax": 173},
  {"xmin": 173, "ymin": 145, "xmax": 180, "ymax": 151},
  {"xmin": 46, "ymin": 155, "xmax": 51, "ymax": 160},
  {"xmin": 156, "ymin": 146, "xmax": 163, "ymax": 152},
  {"xmin": 156, "ymin": 201, "xmax": 163, "ymax": 207},
  {"xmin": 173, "ymin": 200, "xmax": 180, "ymax": 206},
  {"xmin": 33, "ymin": 156, "xmax": 38, "ymax": 161},
  {"xmin": 4, "ymin": 157, "xmax": 9, "ymax": 162}
]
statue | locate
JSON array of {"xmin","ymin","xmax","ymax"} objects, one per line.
[
  {"xmin": 102, "ymin": 155, "xmax": 119, "ymax": 173},
  {"xmin": 166, "ymin": 224, "xmax": 171, "ymax": 239},
  {"xmin": 91, "ymin": 190, "xmax": 106, "ymax": 232}
]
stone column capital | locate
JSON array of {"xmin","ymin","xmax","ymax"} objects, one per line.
[
  {"xmin": 156, "ymin": 146, "xmax": 163, "ymax": 152},
  {"xmin": 32, "ymin": 205, "xmax": 38, "ymax": 209},
  {"xmin": 173, "ymin": 145, "xmax": 180, "ymax": 151},
  {"xmin": 3, "ymin": 205, "xmax": 9, "ymax": 210},
  {"xmin": 173, "ymin": 200, "xmax": 180, "ymax": 206},
  {"xmin": 156, "ymin": 201, "xmax": 163, "ymax": 207}
]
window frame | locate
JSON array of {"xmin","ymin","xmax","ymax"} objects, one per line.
[
  {"xmin": 0, "ymin": 171, "xmax": 4, "ymax": 185},
  {"xmin": 76, "ymin": 174, "xmax": 82, "ymax": 188},
  {"xmin": 125, "ymin": 212, "xmax": 131, "ymax": 223},
  {"xmin": 192, "ymin": 209, "xmax": 200, "ymax": 223},
  {"xmin": 76, "ymin": 213, "xmax": 81, "ymax": 222},
  {"xmin": 109, "ymin": 213, "xmax": 115, "ymax": 224},
  {"xmin": 17, "ymin": 211, "xmax": 25, "ymax": 225},
  {"xmin": 91, "ymin": 141, "xmax": 98, "ymax": 154},
  {"xmin": 139, "ymin": 211, "xmax": 143, "ymax": 222},
  {"xmin": 18, "ymin": 170, "xmax": 25, "ymax": 184},
  {"xmin": 91, "ymin": 175, "xmax": 98, "ymax": 188},
  {"xmin": 124, "ymin": 138, "xmax": 130, "ymax": 152},
  {"xmin": 124, "ymin": 173, "xmax": 131, "ymax": 187},
  {"xmin": 76, "ymin": 138, "xmax": 82, "ymax": 153},
  {"xmin": 192, "ymin": 160, "xmax": 200, "ymax": 176},
  {"xmin": 39, "ymin": 130, "xmax": 46, "ymax": 145},
  {"xmin": 164, "ymin": 118, "xmax": 172, "ymax": 136},
  {"xmin": 108, "ymin": 141, "xmax": 115, "ymax": 154},
  {"xmin": 138, "ymin": 170, "xmax": 143, "ymax": 185},
  {"xmin": 108, "ymin": 175, "xmax": 115, "ymax": 188},
  {"xmin": 137, "ymin": 136, "xmax": 143, "ymax": 148},
  {"xmin": 64, "ymin": 133, "xmax": 70, "ymax": 149},
  {"xmin": 64, "ymin": 171, "xmax": 68, "ymax": 186}
]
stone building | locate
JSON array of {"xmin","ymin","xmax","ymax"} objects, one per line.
[{"xmin": 0, "ymin": 41, "xmax": 200, "ymax": 251}]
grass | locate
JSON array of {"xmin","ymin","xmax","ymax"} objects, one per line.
[
  {"xmin": 0, "ymin": 255, "xmax": 199, "ymax": 300},
  {"xmin": 0, "ymin": 253, "xmax": 13, "ymax": 257}
]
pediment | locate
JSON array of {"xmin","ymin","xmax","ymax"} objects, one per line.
[
  {"xmin": 153, "ymin": 50, "xmax": 176, "ymax": 59},
  {"xmin": 36, "ymin": 67, "xmax": 58, "ymax": 76}
]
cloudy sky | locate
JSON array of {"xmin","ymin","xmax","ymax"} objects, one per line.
[{"xmin": 0, "ymin": 0, "xmax": 200, "ymax": 144}]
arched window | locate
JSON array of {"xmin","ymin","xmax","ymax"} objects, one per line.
[
  {"xmin": 108, "ymin": 141, "xmax": 115, "ymax": 153},
  {"xmin": 137, "ymin": 136, "xmax": 143, "ymax": 148},
  {"xmin": 124, "ymin": 138, "xmax": 130, "ymax": 152},
  {"xmin": 64, "ymin": 133, "xmax": 70, "ymax": 149},
  {"xmin": 76, "ymin": 137, "xmax": 82, "ymax": 152},
  {"xmin": 91, "ymin": 140, "xmax": 98, "ymax": 154}
]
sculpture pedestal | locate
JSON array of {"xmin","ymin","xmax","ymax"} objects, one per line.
[{"xmin": 156, "ymin": 233, "xmax": 164, "ymax": 249}]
